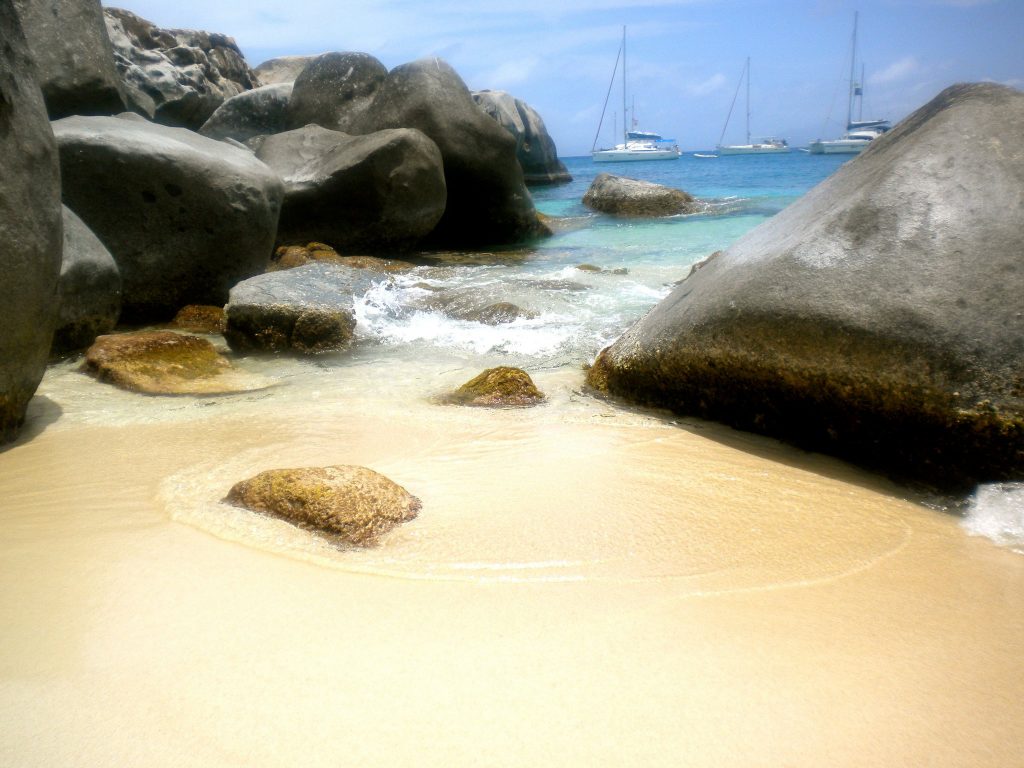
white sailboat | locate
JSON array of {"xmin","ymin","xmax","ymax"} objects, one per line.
[
  {"xmin": 591, "ymin": 27, "xmax": 680, "ymax": 163},
  {"xmin": 716, "ymin": 57, "xmax": 789, "ymax": 156},
  {"xmin": 809, "ymin": 12, "xmax": 890, "ymax": 155}
]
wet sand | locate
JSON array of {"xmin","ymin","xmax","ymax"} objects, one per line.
[{"xmin": 1, "ymin": 361, "xmax": 1022, "ymax": 766}]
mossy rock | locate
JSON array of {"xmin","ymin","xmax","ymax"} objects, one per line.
[
  {"xmin": 169, "ymin": 304, "xmax": 226, "ymax": 334},
  {"xmin": 442, "ymin": 366, "xmax": 545, "ymax": 408},
  {"xmin": 82, "ymin": 330, "xmax": 271, "ymax": 395},
  {"xmin": 270, "ymin": 243, "xmax": 415, "ymax": 274},
  {"xmin": 225, "ymin": 465, "xmax": 421, "ymax": 546}
]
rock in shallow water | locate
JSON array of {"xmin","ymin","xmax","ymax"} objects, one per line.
[
  {"xmin": 588, "ymin": 83, "xmax": 1024, "ymax": 488},
  {"xmin": 83, "ymin": 331, "xmax": 271, "ymax": 395},
  {"xmin": 583, "ymin": 173, "xmax": 700, "ymax": 217},
  {"xmin": 225, "ymin": 465, "xmax": 421, "ymax": 546},
  {"xmin": 442, "ymin": 367, "xmax": 545, "ymax": 408},
  {"xmin": 224, "ymin": 262, "xmax": 380, "ymax": 354}
]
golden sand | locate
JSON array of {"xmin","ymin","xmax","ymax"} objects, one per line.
[{"xmin": 1, "ymin": 362, "xmax": 1021, "ymax": 766}]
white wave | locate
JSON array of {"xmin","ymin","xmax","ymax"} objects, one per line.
[{"xmin": 962, "ymin": 482, "xmax": 1024, "ymax": 554}]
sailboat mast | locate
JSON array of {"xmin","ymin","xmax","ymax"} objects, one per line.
[
  {"xmin": 622, "ymin": 25, "xmax": 628, "ymax": 144},
  {"xmin": 745, "ymin": 57, "xmax": 751, "ymax": 145},
  {"xmin": 859, "ymin": 63, "xmax": 865, "ymax": 121},
  {"xmin": 847, "ymin": 11, "xmax": 858, "ymax": 128}
]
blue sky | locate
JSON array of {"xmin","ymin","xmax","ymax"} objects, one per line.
[{"xmin": 108, "ymin": 1, "xmax": 1023, "ymax": 154}]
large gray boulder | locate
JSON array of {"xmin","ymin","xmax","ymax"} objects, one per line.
[
  {"xmin": 103, "ymin": 7, "xmax": 259, "ymax": 129},
  {"xmin": 224, "ymin": 262, "xmax": 380, "ymax": 354},
  {"xmin": 472, "ymin": 90, "xmax": 570, "ymax": 185},
  {"xmin": 52, "ymin": 206, "xmax": 121, "ymax": 355},
  {"xmin": 255, "ymin": 124, "xmax": 446, "ymax": 252},
  {"xmin": 587, "ymin": 83, "xmax": 1024, "ymax": 488},
  {"xmin": 583, "ymin": 173, "xmax": 700, "ymax": 216},
  {"xmin": 253, "ymin": 55, "xmax": 319, "ymax": 86},
  {"xmin": 350, "ymin": 58, "xmax": 549, "ymax": 249},
  {"xmin": 0, "ymin": 1, "xmax": 62, "ymax": 443},
  {"xmin": 11, "ymin": 0, "xmax": 125, "ymax": 118},
  {"xmin": 286, "ymin": 52, "xmax": 387, "ymax": 133},
  {"xmin": 199, "ymin": 82, "xmax": 293, "ymax": 142},
  {"xmin": 54, "ymin": 115, "xmax": 284, "ymax": 323}
]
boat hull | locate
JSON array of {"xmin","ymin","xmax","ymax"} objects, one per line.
[
  {"xmin": 717, "ymin": 145, "xmax": 790, "ymax": 155},
  {"xmin": 592, "ymin": 148, "xmax": 680, "ymax": 162},
  {"xmin": 808, "ymin": 139, "xmax": 868, "ymax": 155}
]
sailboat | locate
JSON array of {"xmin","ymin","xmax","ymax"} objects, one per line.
[
  {"xmin": 809, "ymin": 12, "xmax": 890, "ymax": 155},
  {"xmin": 591, "ymin": 26, "xmax": 680, "ymax": 162},
  {"xmin": 717, "ymin": 57, "xmax": 789, "ymax": 155}
]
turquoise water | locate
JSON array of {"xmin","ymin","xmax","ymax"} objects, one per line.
[{"xmin": 356, "ymin": 151, "xmax": 849, "ymax": 368}]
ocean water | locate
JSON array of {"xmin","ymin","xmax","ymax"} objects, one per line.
[{"xmin": 355, "ymin": 151, "xmax": 850, "ymax": 369}]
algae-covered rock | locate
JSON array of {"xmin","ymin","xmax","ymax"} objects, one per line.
[
  {"xmin": 442, "ymin": 367, "xmax": 545, "ymax": 407},
  {"xmin": 583, "ymin": 173, "xmax": 700, "ymax": 217},
  {"xmin": 169, "ymin": 305, "xmax": 226, "ymax": 334},
  {"xmin": 83, "ymin": 331, "xmax": 270, "ymax": 395},
  {"xmin": 270, "ymin": 243, "xmax": 416, "ymax": 275},
  {"xmin": 225, "ymin": 465, "xmax": 421, "ymax": 546}
]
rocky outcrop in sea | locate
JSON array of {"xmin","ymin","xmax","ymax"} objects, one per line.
[
  {"xmin": 472, "ymin": 90, "xmax": 572, "ymax": 186},
  {"xmin": 583, "ymin": 173, "xmax": 701, "ymax": 217},
  {"xmin": 588, "ymin": 83, "xmax": 1024, "ymax": 488}
]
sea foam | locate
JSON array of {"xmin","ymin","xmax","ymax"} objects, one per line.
[{"xmin": 962, "ymin": 483, "xmax": 1024, "ymax": 553}]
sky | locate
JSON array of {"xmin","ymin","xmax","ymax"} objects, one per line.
[{"xmin": 106, "ymin": 0, "xmax": 1023, "ymax": 154}]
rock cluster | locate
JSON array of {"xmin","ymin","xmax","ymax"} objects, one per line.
[
  {"xmin": 54, "ymin": 115, "xmax": 284, "ymax": 323},
  {"xmin": 103, "ymin": 7, "xmax": 259, "ymax": 129}
]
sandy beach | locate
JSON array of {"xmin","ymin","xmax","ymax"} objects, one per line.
[{"xmin": 1, "ymin": 357, "xmax": 1021, "ymax": 767}]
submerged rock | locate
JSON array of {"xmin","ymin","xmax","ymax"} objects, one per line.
[
  {"xmin": 53, "ymin": 206, "xmax": 121, "ymax": 355},
  {"xmin": 588, "ymin": 83, "xmax": 1024, "ymax": 488},
  {"xmin": 472, "ymin": 89, "xmax": 571, "ymax": 186},
  {"xmin": 442, "ymin": 367, "xmax": 545, "ymax": 407},
  {"xmin": 0, "ymin": 6, "xmax": 63, "ymax": 443},
  {"xmin": 225, "ymin": 465, "xmax": 421, "ymax": 546},
  {"xmin": 224, "ymin": 262, "xmax": 379, "ymax": 354},
  {"xmin": 583, "ymin": 173, "xmax": 700, "ymax": 217},
  {"xmin": 82, "ymin": 331, "xmax": 270, "ymax": 395}
]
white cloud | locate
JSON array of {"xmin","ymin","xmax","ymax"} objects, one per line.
[
  {"xmin": 871, "ymin": 56, "xmax": 920, "ymax": 85},
  {"xmin": 688, "ymin": 73, "xmax": 727, "ymax": 96}
]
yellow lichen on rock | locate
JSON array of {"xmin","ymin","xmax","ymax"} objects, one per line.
[
  {"xmin": 225, "ymin": 465, "xmax": 421, "ymax": 546},
  {"xmin": 442, "ymin": 366, "xmax": 545, "ymax": 408}
]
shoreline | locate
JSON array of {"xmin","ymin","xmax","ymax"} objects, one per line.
[{"xmin": 2, "ymin": 356, "xmax": 1022, "ymax": 766}]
